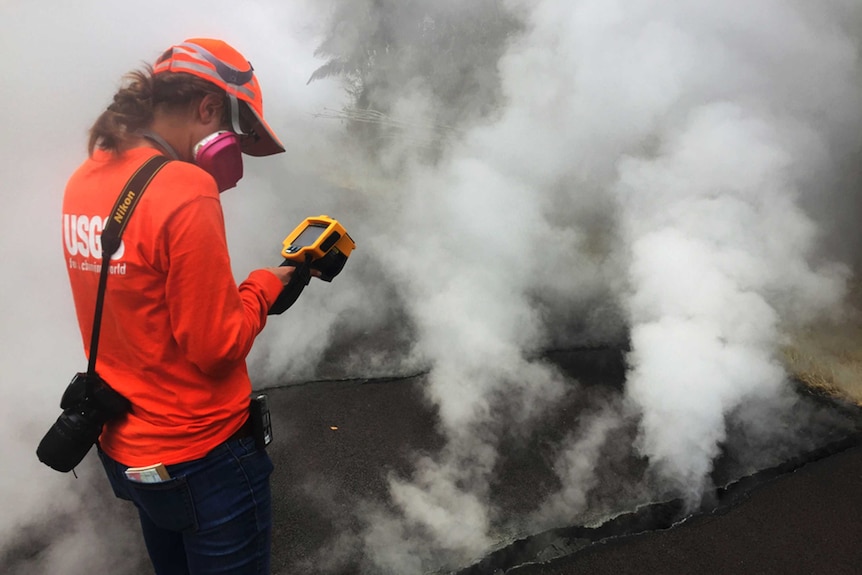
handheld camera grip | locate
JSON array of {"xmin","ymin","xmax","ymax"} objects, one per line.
[{"xmin": 268, "ymin": 259, "xmax": 311, "ymax": 315}]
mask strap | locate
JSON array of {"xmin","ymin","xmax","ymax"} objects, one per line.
[
  {"xmin": 140, "ymin": 131, "xmax": 180, "ymax": 160},
  {"xmin": 228, "ymin": 93, "xmax": 245, "ymax": 135}
]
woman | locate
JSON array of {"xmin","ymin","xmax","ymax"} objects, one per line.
[{"xmin": 62, "ymin": 38, "xmax": 292, "ymax": 574}]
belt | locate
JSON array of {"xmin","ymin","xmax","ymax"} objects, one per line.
[{"xmin": 228, "ymin": 417, "xmax": 253, "ymax": 442}]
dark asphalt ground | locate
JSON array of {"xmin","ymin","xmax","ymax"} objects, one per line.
[{"xmin": 264, "ymin": 348, "xmax": 862, "ymax": 575}]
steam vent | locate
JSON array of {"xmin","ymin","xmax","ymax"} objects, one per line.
[{"xmin": 275, "ymin": 347, "xmax": 862, "ymax": 574}]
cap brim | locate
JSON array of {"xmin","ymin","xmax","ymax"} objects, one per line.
[{"xmin": 242, "ymin": 107, "xmax": 285, "ymax": 157}]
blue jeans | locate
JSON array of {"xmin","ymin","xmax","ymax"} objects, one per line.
[{"xmin": 98, "ymin": 436, "xmax": 273, "ymax": 575}]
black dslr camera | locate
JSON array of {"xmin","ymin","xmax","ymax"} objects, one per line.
[{"xmin": 37, "ymin": 372, "xmax": 131, "ymax": 472}]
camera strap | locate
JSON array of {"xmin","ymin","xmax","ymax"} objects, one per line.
[{"xmin": 86, "ymin": 155, "xmax": 171, "ymax": 381}]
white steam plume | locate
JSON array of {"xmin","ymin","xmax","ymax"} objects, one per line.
[
  {"xmin": 604, "ymin": 1, "xmax": 860, "ymax": 497},
  {"xmin": 619, "ymin": 104, "xmax": 850, "ymax": 497},
  {"xmin": 4, "ymin": 0, "xmax": 862, "ymax": 574},
  {"xmin": 305, "ymin": 0, "xmax": 862, "ymax": 572}
]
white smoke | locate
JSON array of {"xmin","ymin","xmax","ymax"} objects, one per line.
[
  {"xmin": 4, "ymin": 0, "xmax": 862, "ymax": 573},
  {"xmin": 619, "ymin": 103, "xmax": 850, "ymax": 497},
  {"xmin": 305, "ymin": 0, "xmax": 862, "ymax": 572}
]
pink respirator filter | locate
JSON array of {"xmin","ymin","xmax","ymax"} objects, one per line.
[{"xmin": 193, "ymin": 131, "xmax": 243, "ymax": 192}]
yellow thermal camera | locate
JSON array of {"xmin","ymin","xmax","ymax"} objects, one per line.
[
  {"xmin": 280, "ymin": 215, "xmax": 355, "ymax": 282},
  {"xmin": 269, "ymin": 216, "xmax": 355, "ymax": 316}
]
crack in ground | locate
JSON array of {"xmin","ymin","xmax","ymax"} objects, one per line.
[{"xmin": 455, "ymin": 413, "xmax": 862, "ymax": 575}]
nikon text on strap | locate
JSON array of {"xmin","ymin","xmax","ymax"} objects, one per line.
[{"xmin": 86, "ymin": 155, "xmax": 171, "ymax": 379}]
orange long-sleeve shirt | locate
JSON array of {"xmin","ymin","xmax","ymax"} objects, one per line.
[{"xmin": 62, "ymin": 147, "xmax": 283, "ymax": 466}]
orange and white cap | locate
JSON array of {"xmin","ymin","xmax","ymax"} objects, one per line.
[{"xmin": 154, "ymin": 38, "xmax": 285, "ymax": 157}]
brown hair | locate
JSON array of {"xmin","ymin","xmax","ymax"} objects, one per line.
[{"xmin": 88, "ymin": 65, "xmax": 230, "ymax": 156}]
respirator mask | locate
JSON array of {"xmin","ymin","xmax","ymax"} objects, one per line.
[
  {"xmin": 140, "ymin": 129, "xmax": 244, "ymax": 193},
  {"xmin": 193, "ymin": 130, "xmax": 243, "ymax": 192}
]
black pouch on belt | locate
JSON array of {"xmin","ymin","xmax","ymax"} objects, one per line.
[{"xmin": 250, "ymin": 394, "xmax": 273, "ymax": 451}]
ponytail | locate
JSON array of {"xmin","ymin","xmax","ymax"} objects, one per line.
[{"xmin": 88, "ymin": 67, "xmax": 155, "ymax": 156}]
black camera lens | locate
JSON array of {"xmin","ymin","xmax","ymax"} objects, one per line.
[
  {"xmin": 38, "ymin": 373, "xmax": 131, "ymax": 473},
  {"xmin": 37, "ymin": 409, "xmax": 103, "ymax": 472}
]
